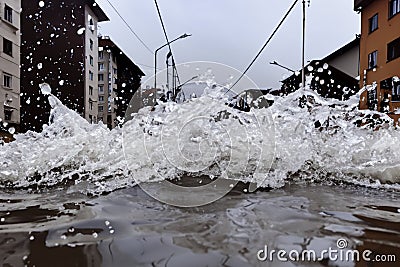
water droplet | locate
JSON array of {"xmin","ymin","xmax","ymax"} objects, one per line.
[
  {"xmin": 37, "ymin": 63, "xmax": 43, "ymax": 69},
  {"xmin": 77, "ymin": 28, "xmax": 85, "ymax": 35},
  {"xmin": 92, "ymin": 232, "xmax": 98, "ymax": 238},
  {"xmin": 39, "ymin": 1, "xmax": 45, "ymax": 8},
  {"xmin": 8, "ymin": 127, "xmax": 15, "ymax": 135},
  {"xmin": 29, "ymin": 236, "xmax": 35, "ymax": 241},
  {"xmin": 40, "ymin": 83, "xmax": 52, "ymax": 95}
]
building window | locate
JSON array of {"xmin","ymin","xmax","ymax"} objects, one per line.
[
  {"xmin": 99, "ymin": 63, "xmax": 104, "ymax": 71},
  {"xmin": 388, "ymin": 37, "xmax": 400, "ymax": 62},
  {"xmin": 99, "ymin": 105, "xmax": 104, "ymax": 112},
  {"xmin": 90, "ymin": 39, "xmax": 93, "ymax": 51},
  {"xmin": 89, "ymin": 55, "xmax": 94, "ymax": 66},
  {"xmin": 88, "ymin": 15, "xmax": 95, "ymax": 32},
  {"xmin": 4, "ymin": 109, "xmax": 12, "ymax": 121},
  {"xmin": 99, "ymin": 51, "xmax": 104, "ymax": 59},
  {"xmin": 99, "ymin": 96, "xmax": 104, "ymax": 102},
  {"xmin": 3, "ymin": 38, "xmax": 12, "ymax": 57},
  {"xmin": 390, "ymin": 0, "xmax": 400, "ymax": 18},
  {"xmin": 367, "ymin": 88, "xmax": 377, "ymax": 110},
  {"xmin": 89, "ymin": 114, "xmax": 93, "ymax": 123},
  {"xmin": 89, "ymin": 101, "xmax": 93, "ymax": 111},
  {"xmin": 392, "ymin": 84, "xmax": 400, "ymax": 99},
  {"xmin": 368, "ymin": 50, "xmax": 377, "ymax": 69},
  {"xmin": 4, "ymin": 5, "xmax": 12, "ymax": 23},
  {"xmin": 3, "ymin": 73, "xmax": 12, "ymax": 88},
  {"xmin": 113, "ymin": 68, "xmax": 117, "ymax": 75},
  {"xmin": 89, "ymin": 86, "xmax": 93, "ymax": 96},
  {"xmin": 98, "ymin": 74, "xmax": 104, "ymax": 81},
  {"xmin": 89, "ymin": 71, "xmax": 94, "ymax": 81},
  {"xmin": 369, "ymin": 13, "xmax": 378, "ymax": 33},
  {"xmin": 99, "ymin": 85, "xmax": 104, "ymax": 93}
]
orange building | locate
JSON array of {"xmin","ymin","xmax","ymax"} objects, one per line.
[{"xmin": 355, "ymin": 0, "xmax": 400, "ymax": 118}]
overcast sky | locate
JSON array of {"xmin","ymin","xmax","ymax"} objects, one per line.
[{"xmin": 96, "ymin": 0, "xmax": 360, "ymax": 89}]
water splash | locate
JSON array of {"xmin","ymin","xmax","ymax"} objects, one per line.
[{"xmin": 0, "ymin": 82, "xmax": 400, "ymax": 195}]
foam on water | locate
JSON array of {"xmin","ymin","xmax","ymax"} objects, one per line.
[{"xmin": 1, "ymin": 82, "xmax": 400, "ymax": 195}]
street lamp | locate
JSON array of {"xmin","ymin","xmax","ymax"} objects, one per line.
[
  {"xmin": 175, "ymin": 75, "xmax": 198, "ymax": 101},
  {"xmin": 269, "ymin": 61, "xmax": 295, "ymax": 73},
  {"xmin": 154, "ymin": 33, "xmax": 192, "ymax": 90}
]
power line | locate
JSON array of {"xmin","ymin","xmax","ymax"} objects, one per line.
[
  {"xmin": 227, "ymin": 0, "xmax": 299, "ymax": 94},
  {"xmin": 136, "ymin": 62, "xmax": 161, "ymax": 70},
  {"xmin": 106, "ymin": 0, "xmax": 154, "ymax": 55},
  {"xmin": 153, "ymin": 0, "xmax": 181, "ymax": 86}
]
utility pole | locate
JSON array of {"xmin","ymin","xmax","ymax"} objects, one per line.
[
  {"xmin": 302, "ymin": 0, "xmax": 311, "ymax": 91},
  {"xmin": 301, "ymin": 0, "xmax": 306, "ymax": 90}
]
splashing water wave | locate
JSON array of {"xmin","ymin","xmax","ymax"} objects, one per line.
[{"xmin": 1, "ymin": 83, "xmax": 400, "ymax": 195}]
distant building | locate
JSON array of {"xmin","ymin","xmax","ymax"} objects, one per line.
[
  {"xmin": 280, "ymin": 38, "xmax": 360, "ymax": 101},
  {"xmin": 233, "ymin": 89, "xmax": 274, "ymax": 111},
  {"xmin": 355, "ymin": 0, "xmax": 400, "ymax": 116},
  {"xmin": 20, "ymin": 0, "xmax": 109, "ymax": 132},
  {"xmin": 98, "ymin": 36, "xmax": 144, "ymax": 128},
  {"xmin": 0, "ymin": 0, "xmax": 21, "ymax": 130}
]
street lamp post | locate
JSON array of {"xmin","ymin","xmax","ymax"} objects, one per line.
[
  {"xmin": 154, "ymin": 33, "xmax": 192, "ymax": 90},
  {"xmin": 175, "ymin": 76, "xmax": 198, "ymax": 101},
  {"xmin": 270, "ymin": 61, "xmax": 295, "ymax": 73}
]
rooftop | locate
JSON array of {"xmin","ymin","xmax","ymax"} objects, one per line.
[
  {"xmin": 99, "ymin": 36, "xmax": 145, "ymax": 76},
  {"xmin": 87, "ymin": 0, "xmax": 109, "ymax": 22},
  {"xmin": 354, "ymin": 0, "xmax": 374, "ymax": 11}
]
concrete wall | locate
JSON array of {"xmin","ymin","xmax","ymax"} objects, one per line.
[
  {"xmin": 0, "ymin": 0, "xmax": 20, "ymax": 125},
  {"xmin": 84, "ymin": 5, "xmax": 99, "ymax": 123}
]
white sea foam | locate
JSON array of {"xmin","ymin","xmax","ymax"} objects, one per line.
[{"xmin": 0, "ymin": 82, "xmax": 400, "ymax": 194}]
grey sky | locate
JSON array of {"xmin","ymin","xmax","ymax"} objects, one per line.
[{"xmin": 96, "ymin": 0, "xmax": 360, "ymax": 89}]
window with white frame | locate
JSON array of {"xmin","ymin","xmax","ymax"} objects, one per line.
[
  {"xmin": 3, "ymin": 73, "xmax": 12, "ymax": 88},
  {"xmin": 4, "ymin": 5, "xmax": 12, "ymax": 23}
]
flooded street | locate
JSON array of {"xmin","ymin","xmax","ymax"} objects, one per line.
[{"xmin": 0, "ymin": 183, "xmax": 398, "ymax": 267}]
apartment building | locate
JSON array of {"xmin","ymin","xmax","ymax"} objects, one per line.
[
  {"xmin": 20, "ymin": 0, "xmax": 109, "ymax": 132},
  {"xmin": 0, "ymin": 0, "xmax": 20, "ymax": 129},
  {"xmin": 98, "ymin": 37, "xmax": 118, "ymax": 128},
  {"xmin": 355, "ymin": 0, "xmax": 400, "ymax": 116},
  {"xmin": 98, "ymin": 36, "xmax": 144, "ymax": 128}
]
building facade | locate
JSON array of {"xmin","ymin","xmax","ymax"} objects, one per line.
[
  {"xmin": 0, "ymin": 0, "xmax": 20, "ymax": 130},
  {"xmin": 20, "ymin": 0, "xmax": 109, "ymax": 132},
  {"xmin": 355, "ymin": 0, "xmax": 400, "ymax": 116},
  {"xmin": 98, "ymin": 37, "xmax": 144, "ymax": 128}
]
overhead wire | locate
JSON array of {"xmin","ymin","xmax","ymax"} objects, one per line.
[
  {"xmin": 106, "ymin": 0, "xmax": 154, "ymax": 55},
  {"xmin": 226, "ymin": 0, "xmax": 299, "ymax": 95}
]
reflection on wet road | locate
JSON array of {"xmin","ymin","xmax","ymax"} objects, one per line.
[{"xmin": 0, "ymin": 184, "xmax": 399, "ymax": 267}]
